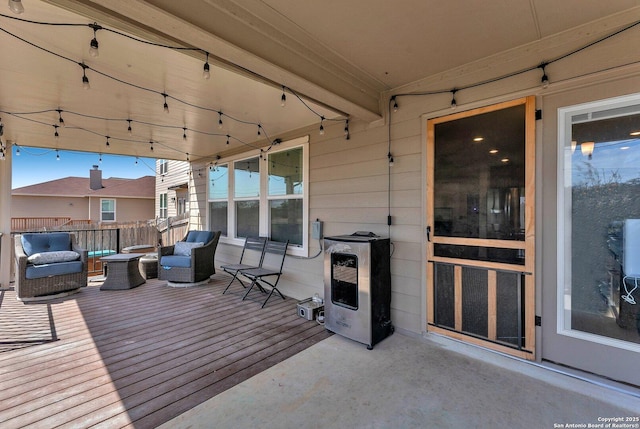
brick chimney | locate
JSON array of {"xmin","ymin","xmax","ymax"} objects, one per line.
[{"xmin": 89, "ymin": 165, "xmax": 103, "ymax": 190}]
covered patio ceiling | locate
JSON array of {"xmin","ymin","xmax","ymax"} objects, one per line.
[{"xmin": 1, "ymin": 0, "xmax": 640, "ymax": 162}]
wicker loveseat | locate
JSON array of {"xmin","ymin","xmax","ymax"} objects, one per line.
[
  {"xmin": 14, "ymin": 232, "xmax": 88, "ymax": 301},
  {"xmin": 159, "ymin": 230, "xmax": 221, "ymax": 286}
]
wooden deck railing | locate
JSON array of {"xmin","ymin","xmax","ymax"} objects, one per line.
[{"xmin": 11, "ymin": 217, "xmax": 92, "ymax": 232}]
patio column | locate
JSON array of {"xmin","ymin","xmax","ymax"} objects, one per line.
[{"xmin": 0, "ymin": 142, "xmax": 12, "ymax": 288}]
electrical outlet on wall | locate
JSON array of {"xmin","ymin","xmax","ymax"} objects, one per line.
[{"xmin": 312, "ymin": 219, "xmax": 323, "ymax": 240}]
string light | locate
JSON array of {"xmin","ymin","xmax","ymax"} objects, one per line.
[
  {"xmin": 99, "ymin": 153, "xmax": 102, "ymax": 163},
  {"xmin": 183, "ymin": 127, "xmax": 187, "ymax": 140},
  {"xmin": 186, "ymin": 152, "xmax": 190, "ymax": 161},
  {"xmin": 450, "ymin": 89, "xmax": 458, "ymax": 109},
  {"xmin": 281, "ymin": 86, "xmax": 287, "ymax": 107},
  {"xmin": 388, "ymin": 151, "xmax": 394, "ymax": 167},
  {"xmin": 16, "ymin": 146, "xmax": 20, "ymax": 156},
  {"xmin": 344, "ymin": 119, "xmax": 350, "ymax": 140},
  {"xmin": 203, "ymin": 52, "xmax": 211, "ymax": 80},
  {"xmin": 319, "ymin": 116, "xmax": 325, "ymax": 135},
  {"xmin": 257, "ymin": 124, "xmax": 262, "ymax": 136},
  {"xmin": 218, "ymin": 112, "xmax": 223, "ymax": 129},
  {"xmin": 127, "ymin": 119, "xmax": 132, "ymax": 135},
  {"xmin": 392, "ymin": 96, "xmax": 398, "ymax": 112},
  {"xmin": 80, "ymin": 63, "xmax": 90, "ymax": 90},
  {"xmin": 105, "ymin": 136, "xmax": 110, "ymax": 146},
  {"xmin": 162, "ymin": 93, "xmax": 169, "ymax": 114},
  {"xmin": 135, "ymin": 156, "xmax": 138, "ymax": 165},
  {"xmin": 226, "ymin": 134, "xmax": 230, "ymax": 145},
  {"xmin": 89, "ymin": 23, "xmax": 101, "ymax": 58},
  {"xmin": 56, "ymin": 149, "xmax": 60, "ymax": 160},
  {"xmin": 539, "ymin": 62, "xmax": 549, "ymax": 88},
  {"xmin": 53, "ymin": 124, "xmax": 59, "ymax": 140},
  {"xmin": 8, "ymin": 0, "xmax": 24, "ymax": 14},
  {"xmin": 57, "ymin": 109, "xmax": 65, "ymax": 127},
  {"xmin": 149, "ymin": 140, "xmax": 154, "ymax": 151}
]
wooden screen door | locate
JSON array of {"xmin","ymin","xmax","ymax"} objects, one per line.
[{"xmin": 426, "ymin": 96, "xmax": 536, "ymax": 359}]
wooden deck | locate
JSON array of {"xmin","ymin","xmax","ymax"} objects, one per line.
[{"xmin": 0, "ymin": 275, "xmax": 331, "ymax": 428}]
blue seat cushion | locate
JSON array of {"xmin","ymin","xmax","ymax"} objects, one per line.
[
  {"xmin": 160, "ymin": 255, "xmax": 192, "ymax": 268},
  {"xmin": 185, "ymin": 231, "xmax": 214, "ymax": 244},
  {"xmin": 21, "ymin": 233, "xmax": 71, "ymax": 256},
  {"xmin": 25, "ymin": 261, "xmax": 84, "ymax": 279}
]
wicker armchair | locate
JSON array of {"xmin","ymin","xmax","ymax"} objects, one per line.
[
  {"xmin": 159, "ymin": 230, "xmax": 221, "ymax": 285},
  {"xmin": 14, "ymin": 232, "xmax": 88, "ymax": 301}
]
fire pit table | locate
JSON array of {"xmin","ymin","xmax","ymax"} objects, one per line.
[{"xmin": 100, "ymin": 253, "xmax": 147, "ymax": 290}]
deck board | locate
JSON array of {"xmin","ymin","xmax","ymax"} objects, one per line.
[{"xmin": 0, "ymin": 275, "xmax": 331, "ymax": 428}]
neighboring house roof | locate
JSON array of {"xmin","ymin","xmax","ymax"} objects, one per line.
[{"xmin": 12, "ymin": 175, "xmax": 155, "ymax": 199}]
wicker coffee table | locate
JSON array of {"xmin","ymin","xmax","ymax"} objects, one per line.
[{"xmin": 100, "ymin": 253, "xmax": 146, "ymax": 290}]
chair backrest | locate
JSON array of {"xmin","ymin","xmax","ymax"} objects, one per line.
[
  {"xmin": 261, "ymin": 240, "xmax": 289, "ymax": 272},
  {"xmin": 20, "ymin": 232, "xmax": 72, "ymax": 256},
  {"xmin": 239, "ymin": 236, "xmax": 268, "ymax": 265},
  {"xmin": 184, "ymin": 230, "xmax": 216, "ymax": 244},
  {"xmin": 624, "ymin": 219, "xmax": 640, "ymax": 276}
]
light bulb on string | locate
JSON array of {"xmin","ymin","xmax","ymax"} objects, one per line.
[
  {"xmin": 392, "ymin": 96, "xmax": 398, "ymax": 112},
  {"xmin": 186, "ymin": 153, "xmax": 190, "ymax": 162},
  {"xmin": 539, "ymin": 62, "xmax": 549, "ymax": 89},
  {"xmin": 80, "ymin": 63, "xmax": 90, "ymax": 90},
  {"xmin": 57, "ymin": 109, "xmax": 65, "ymax": 127},
  {"xmin": 89, "ymin": 23, "xmax": 101, "ymax": 57},
  {"xmin": 127, "ymin": 119, "xmax": 132, "ymax": 136},
  {"xmin": 319, "ymin": 117, "xmax": 325, "ymax": 135},
  {"xmin": 149, "ymin": 141, "xmax": 154, "ymax": 151},
  {"xmin": 257, "ymin": 124, "xmax": 262, "ymax": 136},
  {"xmin": 56, "ymin": 150, "xmax": 60, "ymax": 161},
  {"xmin": 218, "ymin": 112, "xmax": 223, "ymax": 129},
  {"xmin": 450, "ymin": 89, "xmax": 458, "ymax": 110},
  {"xmin": 16, "ymin": 146, "xmax": 20, "ymax": 156},
  {"xmin": 105, "ymin": 136, "xmax": 110, "ymax": 147},
  {"xmin": 135, "ymin": 157, "xmax": 139, "ymax": 166},
  {"xmin": 162, "ymin": 93, "xmax": 169, "ymax": 114},
  {"xmin": 388, "ymin": 151, "xmax": 394, "ymax": 167},
  {"xmin": 203, "ymin": 52, "xmax": 211, "ymax": 79},
  {"xmin": 53, "ymin": 125, "xmax": 59, "ymax": 140},
  {"xmin": 344, "ymin": 119, "xmax": 350, "ymax": 138},
  {"xmin": 183, "ymin": 127, "xmax": 187, "ymax": 141},
  {"xmin": 99, "ymin": 153, "xmax": 102, "ymax": 163},
  {"xmin": 226, "ymin": 135, "xmax": 230, "ymax": 145},
  {"xmin": 281, "ymin": 86, "xmax": 287, "ymax": 107},
  {"xmin": 8, "ymin": 0, "xmax": 24, "ymax": 14}
]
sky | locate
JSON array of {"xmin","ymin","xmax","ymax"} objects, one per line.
[{"xmin": 10, "ymin": 146, "xmax": 158, "ymax": 189}]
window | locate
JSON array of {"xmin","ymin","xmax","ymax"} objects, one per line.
[
  {"xmin": 101, "ymin": 199, "xmax": 115, "ymax": 222},
  {"xmin": 159, "ymin": 193, "xmax": 168, "ymax": 218},
  {"xmin": 159, "ymin": 159, "xmax": 168, "ymax": 175},
  {"xmin": 209, "ymin": 163, "xmax": 229, "ymax": 236},
  {"xmin": 558, "ymin": 93, "xmax": 640, "ymax": 348},
  {"xmin": 207, "ymin": 136, "xmax": 309, "ymax": 255}
]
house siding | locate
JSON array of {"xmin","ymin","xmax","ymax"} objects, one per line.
[
  {"xmin": 155, "ymin": 160, "xmax": 190, "ymax": 219},
  {"xmin": 187, "ymin": 20, "xmax": 640, "ymax": 348}
]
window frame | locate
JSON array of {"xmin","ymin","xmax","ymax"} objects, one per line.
[
  {"xmin": 557, "ymin": 92, "xmax": 640, "ymax": 352},
  {"xmin": 159, "ymin": 193, "xmax": 168, "ymax": 219},
  {"xmin": 100, "ymin": 198, "xmax": 116, "ymax": 222},
  {"xmin": 159, "ymin": 159, "xmax": 169, "ymax": 175},
  {"xmin": 207, "ymin": 136, "xmax": 309, "ymax": 256}
]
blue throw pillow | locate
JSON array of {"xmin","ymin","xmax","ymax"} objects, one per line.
[{"xmin": 174, "ymin": 241, "xmax": 204, "ymax": 256}]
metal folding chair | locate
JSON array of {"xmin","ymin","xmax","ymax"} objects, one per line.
[
  {"xmin": 238, "ymin": 240, "xmax": 289, "ymax": 308},
  {"xmin": 220, "ymin": 236, "xmax": 267, "ymax": 294}
]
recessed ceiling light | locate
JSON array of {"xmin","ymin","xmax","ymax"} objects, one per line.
[
  {"xmin": 473, "ymin": 137, "xmax": 484, "ymax": 142},
  {"xmin": 489, "ymin": 149, "xmax": 498, "ymax": 154}
]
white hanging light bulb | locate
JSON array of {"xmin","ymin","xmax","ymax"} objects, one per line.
[
  {"xmin": 89, "ymin": 23, "xmax": 101, "ymax": 58},
  {"xmin": 539, "ymin": 62, "xmax": 550, "ymax": 89},
  {"xmin": 183, "ymin": 127, "xmax": 187, "ymax": 141},
  {"xmin": 56, "ymin": 149, "xmax": 60, "ymax": 160},
  {"xmin": 450, "ymin": 89, "xmax": 458, "ymax": 110},
  {"xmin": 162, "ymin": 93, "xmax": 169, "ymax": 114},
  {"xmin": 203, "ymin": 52, "xmax": 211, "ymax": 80},
  {"xmin": 105, "ymin": 136, "xmax": 110, "ymax": 147},
  {"xmin": 127, "ymin": 119, "xmax": 132, "ymax": 136},
  {"xmin": 218, "ymin": 112, "xmax": 223, "ymax": 129},
  {"xmin": 392, "ymin": 96, "xmax": 398, "ymax": 112},
  {"xmin": 281, "ymin": 86, "xmax": 287, "ymax": 107},
  {"xmin": 319, "ymin": 117, "xmax": 325, "ymax": 135},
  {"xmin": 81, "ymin": 64, "xmax": 90, "ymax": 90},
  {"xmin": 57, "ymin": 109, "xmax": 65, "ymax": 127},
  {"xmin": 54, "ymin": 125, "xmax": 60, "ymax": 140},
  {"xmin": 8, "ymin": 0, "xmax": 24, "ymax": 14}
]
